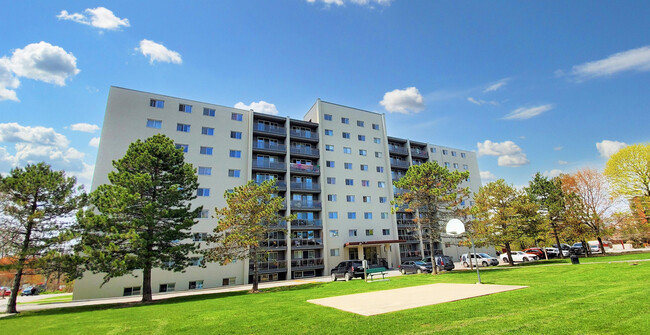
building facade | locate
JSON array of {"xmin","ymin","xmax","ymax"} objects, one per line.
[{"xmin": 73, "ymin": 86, "xmax": 486, "ymax": 300}]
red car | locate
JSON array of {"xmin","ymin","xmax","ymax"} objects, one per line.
[
  {"xmin": 523, "ymin": 248, "xmax": 545, "ymax": 258},
  {"xmin": 1, "ymin": 287, "xmax": 10, "ymax": 296}
]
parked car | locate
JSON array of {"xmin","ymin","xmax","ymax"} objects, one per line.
[
  {"xmin": 570, "ymin": 243, "xmax": 587, "ymax": 255},
  {"xmin": 523, "ymin": 248, "xmax": 545, "ymax": 258},
  {"xmin": 1, "ymin": 287, "xmax": 10, "ymax": 296},
  {"xmin": 399, "ymin": 260, "xmax": 432, "ymax": 274},
  {"xmin": 503, "ymin": 251, "xmax": 538, "ymax": 263},
  {"xmin": 20, "ymin": 286, "xmax": 39, "ymax": 296},
  {"xmin": 590, "ymin": 244, "xmax": 601, "ymax": 253},
  {"xmin": 460, "ymin": 253, "xmax": 499, "ymax": 267},
  {"xmin": 434, "ymin": 255, "xmax": 455, "ymax": 271},
  {"xmin": 544, "ymin": 247, "xmax": 560, "ymax": 258},
  {"xmin": 553, "ymin": 244, "xmax": 572, "ymax": 257},
  {"xmin": 331, "ymin": 260, "xmax": 365, "ymax": 281}
]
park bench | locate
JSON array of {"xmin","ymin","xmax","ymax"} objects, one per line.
[{"xmin": 365, "ymin": 267, "xmax": 388, "ymax": 282}]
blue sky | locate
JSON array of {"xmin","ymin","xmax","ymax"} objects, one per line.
[{"xmin": 1, "ymin": 1, "xmax": 649, "ymax": 189}]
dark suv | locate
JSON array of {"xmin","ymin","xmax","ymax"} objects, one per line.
[{"xmin": 331, "ymin": 260, "xmax": 365, "ymax": 281}]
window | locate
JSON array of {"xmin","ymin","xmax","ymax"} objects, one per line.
[
  {"xmin": 343, "ymin": 147, "xmax": 352, "ymax": 154},
  {"xmin": 373, "ymin": 137, "xmax": 381, "ymax": 144},
  {"xmin": 123, "ymin": 286, "xmax": 141, "ymax": 296},
  {"xmin": 203, "ymin": 108, "xmax": 215, "ymax": 116},
  {"xmin": 376, "ymin": 166, "xmax": 384, "ymax": 173},
  {"xmin": 326, "ymin": 161, "xmax": 335, "ymax": 168},
  {"xmin": 328, "ymin": 212, "xmax": 338, "ymax": 219},
  {"xmin": 359, "ymin": 149, "xmax": 367, "ymax": 156},
  {"xmin": 363, "ymin": 196, "xmax": 371, "ymax": 203},
  {"xmin": 146, "ymin": 119, "xmax": 162, "ymax": 129},
  {"xmin": 189, "ymin": 280, "xmax": 203, "ymax": 290},
  {"xmin": 341, "ymin": 117, "xmax": 349, "ymax": 124},
  {"xmin": 200, "ymin": 146, "xmax": 213, "ymax": 155},
  {"xmin": 443, "ymin": 149, "xmax": 449, "ymax": 155},
  {"xmin": 325, "ymin": 145, "xmax": 334, "ymax": 152},
  {"xmin": 197, "ymin": 188, "xmax": 210, "ymax": 197},
  {"xmin": 378, "ymin": 181, "xmax": 386, "ymax": 188},
  {"xmin": 431, "ymin": 147, "xmax": 437, "ymax": 153},
  {"xmin": 360, "ymin": 164, "xmax": 368, "ymax": 171},
  {"xmin": 176, "ymin": 123, "xmax": 190, "ymax": 132},
  {"xmin": 453, "ymin": 163, "xmax": 459, "ymax": 169},
  {"xmin": 357, "ymin": 120, "xmax": 364, "ymax": 127},
  {"xmin": 358, "ymin": 135, "xmax": 366, "ymax": 141},
  {"xmin": 348, "ymin": 212, "xmax": 356, "ymax": 219},
  {"xmin": 444, "ymin": 162, "xmax": 450, "ymax": 168},
  {"xmin": 201, "ymin": 127, "xmax": 214, "ymax": 136},
  {"xmin": 452, "ymin": 151, "xmax": 457, "ymax": 157},
  {"xmin": 364, "ymin": 212, "xmax": 373, "ymax": 219},
  {"xmin": 372, "ymin": 123, "xmax": 379, "ymax": 130},
  {"xmin": 327, "ymin": 194, "xmax": 337, "ymax": 202},
  {"xmin": 349, "ymin": 229, "xmax": 357, "ymax": 237},
  {"xmin": 346, "ymin": 195, "xmax": 355, "ymax": 202},
  {"xmin": 345, "ymin": 179, "xmax": 354, "ymax": 186},
  {"xmin": 193, "ymin": 233, "xmax": 208, "ymax": 242},
  {"xmin": 342, "ymin": 132, "xmax": 350, "ymax": 139},
  {"xmin": 380, "ymin": 212, "xmax": 388, "ymax": 219},
  {"xmin": 222, "ymin": 278, "xmax": 235, "ymax": 286},
  {"xmin": 197, "ymin": 209, "xmax": 209, "ymax": 218},
  {"xmin": 361, "ymin": 180, "xmax": 370, "ymax": 187},
  {"xmin": 344, "ymin": 162, "xmax": 352, "ymax": 170},
  {"xmin": 329, "ymin": 230, "xmax": 339, "ymax": 237},
  {"xmin": 190, "ymin": 257, "xmax": 203, "ymax": 266},
  {"xmin": 365, "ymin": 229, "xmax": 374, "ymax": 236},
  {"xmin": 463, "ymin": 164, "xmax": 469, "ymax": 170},
  {"xmin": 179, "ymin": 104, "xmax": 192, "ymax": 113},
  {"xmin": 325, "ymin": 129, "xmax": 333, "ymax": 136},
  {"xmin": 150, "ymin": 99, "xmax": 164, "ymax": 108},
  {"xmin": 198, "ymin": 167, "xmax": 212, "ymax": 175},
  {"xmin": 461, "ymin": 152, "xmax": 466, "ymax": 158},
  {"xmin": 230, "ymin": 131, "xmax": 242, "ymax": 139},
  {"xmin": 383, "ymin": 229, "xmax": 390, "ymax": 236},
  {"xmin": 375, "ymin": 152, "xmax": 382, "ymax": 158},
  {"xmin": 175, "ymin": 144, "xmax": 188, "ymax": 153},
  {"xmin": 327, "ymin": 177, "xmax": 336, "ymax": 184},
  {"xmin": 231, "ymin": 113, "xmax": 243, "ymax": 121},
  {"xmin": 324, "ymin": 114, "xmax": 332, "ymax": 121},
  {"xmin": 330, "ymin": 248, "xmax": 340, "ymax": 256},
  {"xmin": 228, "ymin": 169, "xmax": 240, "ymax": 177},
  {"xmin": 229, "ymin": 150, "xmax": 241, "ymax": 158},
  {"xmin": 379, "ymin": 197, "xmax": 387, "ymax": 203}
]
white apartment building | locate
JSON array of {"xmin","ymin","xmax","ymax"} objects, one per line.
[{"xmin": 73, "ymin": 86, "xmax": 486, "ymax": 300}]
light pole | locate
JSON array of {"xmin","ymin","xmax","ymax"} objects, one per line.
[{"xmin": 446, "ymin": 218, "xmax": 481, "ymax": 284}]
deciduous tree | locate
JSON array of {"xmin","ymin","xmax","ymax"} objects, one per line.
[{"xmin": 604, "ymin": 143, "xmax": 650, "ymax": 224}]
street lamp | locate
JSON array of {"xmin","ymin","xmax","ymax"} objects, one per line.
[{"xmin": 446, "ymin": 218, "xmax": 482, "ymax": 284}]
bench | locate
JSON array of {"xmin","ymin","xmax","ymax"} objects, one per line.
[{"xmin": 365, "ymin": 267, "xmax": 388, "ymax": 282}]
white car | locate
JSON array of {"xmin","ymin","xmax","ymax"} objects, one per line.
[{"xmin": 502, "ymin": 251, "xmax": 538, "ymax": 263}]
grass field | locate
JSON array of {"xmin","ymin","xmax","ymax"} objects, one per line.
[
  {"xmin": 1, "ymin": 256, "xmax": 649, "ymax": 334},
  {"xmin": 17, "ymin": 294, "xmax": 73, "ymax": 305}
]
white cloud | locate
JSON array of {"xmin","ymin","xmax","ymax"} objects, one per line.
[
  {"xmin": 380, "ymin": 87, "xmax": 425, "ymax": 114},
  {"xmin": 480, "ymin": 171, "xmax": 497, "ymax": 181},
  {"xmin": 0, "ymin": 123, "xmax": 69, "ymax": 147},
  {"xmin": 57, "ymin": 7, "xmax": 130, "ymax": 30},
  {"xmin": 69, "ymin": 123, "xmax": 100, "ymax": 133},
  {"xmin": 596, "ymin": 140, "xmax": 627, "ymax": 158},
  {"xmin": 571, "ymin": 45, "xmax": 650, "ymax": 80},
  {"xmin": 89, "ymin": 137, "xmax": 100, "ymax": 147},
  {"xmin": 554, "ymin": 146, "xmax": 563, "ymax": 151},
  {"xmin": 0, "ymin": 59, "xmax": 20, "ymax": 101},
  {"xmin": 483, "ymin": 78, "xmax": 509, "ymax": 93},
  {"xmin": 503, "ymin": 104, "xmax": 553, "ymax": 120},
  {"xmin": 4, "ymin": 41, "xmax": 80, "ymax": 86},
  {"xmin": 467, "ymin": 97, "xmax": 498, "ymax": 106},
  {"xmin": 136, "ymin": 40, "xmax": 182, "ymax": 64},
  {"xmin": 558, "ymin": 160, "xmax": 568, "ymax": 165},
  {"xmin": 477, "ymin": 140, "xmax": 530, "ymax": 167},
  {"xmin": 234, "ymin": 101, "xmax": 279, "ymax": 115},
  {"xmin": 542, "ymin": 169, "xmax": 564, "ymax": 178},
  {"xmin": 306, "ymin": 0, "xmax": 392, "ymax": 6}
]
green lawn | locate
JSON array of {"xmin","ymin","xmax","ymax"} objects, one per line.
[
  {"xmin": 1, "ymin": 258, "xmax": 649, "ymax": 334},
  {"xmin": 17, "ymin": 294, "xmax": 73, "ymax": 305}
]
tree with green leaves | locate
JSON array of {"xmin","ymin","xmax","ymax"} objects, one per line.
[
  {"xmin": 203, "ymin": 180, "xmax": 293, "ymax": 292},
  {"xmin": 74, "ymin": 134, "xmax": 200, "ymax": 302},
  {"xmin": 604, "ymin": 143, "xmax": 650, "ymax": 225},
  {"xmin": 526, "ymin": 173, "xmax": 567, "ymax": 258},
  {"xmin": 469, "ymin": 179, "xmax": 540, "ymax": 266},
  {"xmin": 0, "ymin": 163, "xmax": 86, "ymax": 313},
  {"xmin": 392, "ymin": 161, "xmax": 470, "ymax": 274}
]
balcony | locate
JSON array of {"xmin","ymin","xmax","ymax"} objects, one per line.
[
  {"xmin": 397, "ymin": 219, "xmax": 416, "ymax": 227},
  {"xmin": 290, "ymin": 146, "xmax": 320, "ymax": 158},
  {"xmin": 393, "ymin": 187, "xmax": 409, "ymax": 196},
  {"xmin": 289, "ymin": 163, "xmax": 320, "ymax": 176},
  {"xmin": 291, "ymin": 238, "xmax": 323, "ymax": 249},
  {"xmin": 252, "ymin": 160, "xmax": 286, "ymax": 172},
  {"xmin": 261, "ymin": 220, "xmax": 287, "ymax": 229},
  {"xmin": 398, "ymin": 234, "xmax": 420, "ymax": 242},
  {"xmin": 290, "ymin": 129, "xmax": 319, "ymax": 142},
  {"xmin": 291, "ymin": 182, "xmax": 320, "ymax": 193},
  {"xmin": 291, "ymin": 258, "xmax": 324, "ymax": 270},
  {"xmin": 410, "ymin": 148, "xmax": 429, "ymax": 159},
  {"xmin": 290, "ymin": 200, "xmax": 322, "ymax": 210},
  {"xmin": 253, "ymin": 123, "xmax": 286, "ymax": 137},
  {"xmin": 259, "ymin": 238, "xmax": 288, "ymax": 250},
  {"xmin": 399, "ymin": 249, "xmax": 431, "ymax": 260},
  {"xmin": 388, "ymin": 145, "xmax": 409, "ymax": 156},
  {"xmin": 390, "ymin": 159, "xmax": 410, "ymax": 169},
  {"xmin": 291, "ymin": 219, "xmax": 323, "ymax": 229},
  {"xmin": 253, "ymin": 142, "xmax": 286, "ymax": 154},
  {"xmin": 392, "ymin": 174, "xmax": 406, "ymax": 182},
  {"xmin": 251, "ymin": 260, "xmax": 287, "ymax": 273},
  {"xmin": 255, "ymin": 180, "xmax": 287, "ymax": 191}
]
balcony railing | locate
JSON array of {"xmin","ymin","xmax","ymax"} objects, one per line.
[
  {"xmin": 289, "ymin": 163, "xmax": 320, "ymax": 175},
  {"xmin": 410, "ymin": 148, "xmax": 429, "ymax": 159},
  {"xmin": 255, "ymin": 180, "xmax": 286, "ymax": 190},
  {"xmin": 290, "ymin": 146, "xmax": 320, "ymax": 156},
  {"xmin": 251, "ymin": 260, "xmax": 287, "ymax": 272},
  {"xmin": 259, "ymin": 239, "xmax": 288, "ymax": 248},
  {"xmin": 253, "ymin": 142, "xmax": 286, "ymax": 152},
  {"xmin": 397, "ymin": 219, "xmax": 416, "ymax": 226},
  {"xmin": 254, "ymin": 124, "xmax": 286, "ymax": 136},
  {"xmin": 261, "ymin": 220, "xmax": 287, "ymax": 229},
  {"xmin": 400, "ymin": 250, "xmax": 431, "ymax": 260},
  {"xmin": 291, "ymin": 182, "xmax": 320, "ymax": 192},
  {"xmin": 291, "ymin": 258, "xmax": 324, "ymax": 268},
  {"xmin": 398, "ymin": 234, "xmax": 420, "ymax": 241},
  {"xmin": 390, "ymin": 159, "xmax": 410, "ymax": 169},
  {"xmin": 252, "ymin": 160, "xmax": 286, "ymax": 171},
  {"xmin": 290, "ymin": 200, "xmax": 322, "ymax": 210},
  {"xmin": 291, "ymin": 219, "xmax": 323, "ymax": 228},
  {"xmin": 291, "ymin": 238, "xmax": 323, "ymax": 248},
  {"xmin": 392, "ymin": 174, "xmax": 406, "ymax": 182},
  {"xmin": 290, "ymin": 129, "xmax": 318, "ymax": 141},
  {"xmin": 393, "ymin": 187, "xmax": 409, "ymax": 195},
  {"xmin": 388, "ymin": 146, "xmax": 409, "ymax": 155}
]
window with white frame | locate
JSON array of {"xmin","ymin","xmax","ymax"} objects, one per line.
[
  {"xmin": 201, "ymin": 127, "xmax": 214, "ymax": 136},
  {"xmin": 146, "ymin": 119, "xmax": 162, "ymax": 129},
  {"xmin": 175, "ymin": 144, "xmax": 189, "ymax": 152},
  {"xmin": 198, "ymin": 166, "xmax": 212, "ymax": 175},
  {"xmin": 203, "ymin": 108, "xmax": 215, "ymax": 116},
  {"xmin": 176, "ymin": 123, "xmax": 190, "ymax": 132},
  {"xmin": 179, "ymin": 104, "xmax": 192, "ymax": 113},
  {"xmin": 150, "ymin": 99, "xmax": 164, "ymax": 108}
]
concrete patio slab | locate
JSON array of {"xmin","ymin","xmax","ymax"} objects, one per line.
[{"xmin": 307, "ymin": 283, "xmax": 527, "ymax": 316}]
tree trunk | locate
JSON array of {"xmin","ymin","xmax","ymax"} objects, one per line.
[
  {"xmin": 7, "ymin": 219, "xmax": 34, "ymax": 313},
  {"xmin": 6, "ymin": 267, "xmax": 23, "ymax": 313},
  {"xmin": 582, "ymin": 239, "xmax": 590, "ymax": 257},
  {"xmin": 505, "ymin": 242, "xmax": 514, "ymax": 266},
  {"xmin": 597, "ymin": 236, "xmax": 606, "ymax": 255},
  {"xmin": 552, "ymin": 224, "xmax": 564, "ymax": 259},
  {"xmin": 251, "ymin": 253, "xmax": 259, "ymax": 293},
  {"xmin": 142, "ymin": 265, "xmax": 152, "ymax": 302},
  {"xmin": 430, "ymin": 240, "xmax": 438, "ymax": 275}
]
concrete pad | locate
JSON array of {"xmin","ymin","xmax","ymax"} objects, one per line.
[{"xmin": 307, "ymin": 283, "xmax": 527, "ymax": 316}]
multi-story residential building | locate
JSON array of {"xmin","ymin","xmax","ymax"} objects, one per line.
[{"xmin": 73, "ymin": 86, "xmax": 486, "ymax": 300}]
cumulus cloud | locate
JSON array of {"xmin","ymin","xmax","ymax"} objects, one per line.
[
  {"xmin": 558, "ymin": 160, "xmax": 568, "ymax": 165},
  {"xmin": 542, "ymin": 169, "xmax": 564, "ymax": 178},
  {"xmin": 136, "ymin": 40, "xmax": 182, "ymax": 64},
  {"xmin": 477, "ymin": 140, "xmax": 529, "ymax": 167},
  {"xmin": 0, "ymin": 59, "xmax": 20, "ymax": 101},
  {"xmin": 0, "ymin": 123, "xmax": 69, "ymax": 147},
  {"xmin": 234, "ymin": 101, "xmax": 279, "ymax": 115},
  {"xmin": 380, "ymin": 87, "xmax": 425, "ymax": 114},
  {"xmin": 467, "ymin": 97, "xmax": 498, "ymax": 106},
  {"xmin": 57, "ymin": 7, "xmax": 130, "ymax": 30},
  {"xmin": 483, "ymin": 78, "xmax": 509, "ymax": 93},
  {"xmin": 570, "ymin": 45, "xmax": 650, "ymax": 80},
  {"xmin": 480, "ymin": 171, "xmax": 497, "ymax": 181},
  {"xmin": 4, "ymin": 41, "xmax": 80, "ymax": 86},
  {"xmin": 596, "ymin": 140, "xmax": 627, "ymax": 158},
  {"xmin": 69, "ymin": 123, "xmax": 100, "ymax": 133},
  {"xmin": 306, "ymin": 0, "xmax": 392, "ymax": 7},
  {"xmin": 89, "ymin": 137, "xmax": 100, "ymax": 148},
  {"xmin": 503, "ymin": 104, "xmax": 553, "ymax": 120}
]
